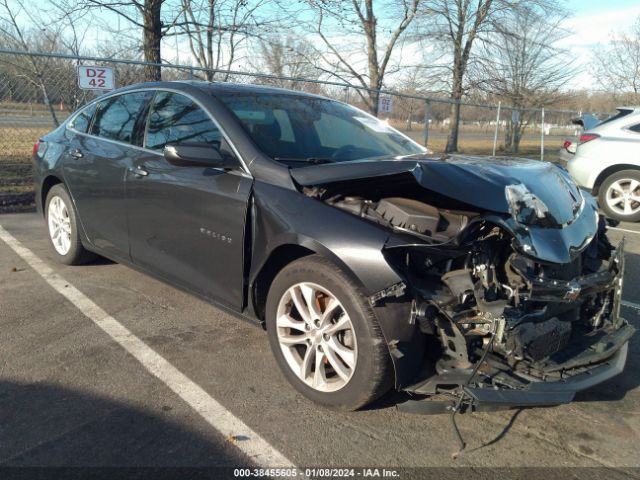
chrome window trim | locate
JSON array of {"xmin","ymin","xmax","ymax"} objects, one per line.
[
  {"xmin": 68, "ymin": 128, "xmax": 164, "ymax": 157},
  {"xmin": 66, "ymin": 86, "xmax": 252, "ymax": 177},
  {"xmin": 67, "ymin": 100, "xmax": 100, "ymax": 132}
]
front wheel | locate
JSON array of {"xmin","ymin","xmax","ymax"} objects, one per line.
[
  {"xmin": 599, "ymin": 170, "xmax": 640, "ymax": 222},
  {"xmin": 45, "ymin": 184, "xmax": 96, "ymax": 265},
  {"xmin": 265, "ymin": 255, "xmax": 393, "ymax": 410}
]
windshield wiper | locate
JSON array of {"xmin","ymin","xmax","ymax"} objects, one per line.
[{"xmin": 273, "ymin": 157, "xmax": 336, "ymax": 165}]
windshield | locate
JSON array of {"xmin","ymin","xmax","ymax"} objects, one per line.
[{"xmin": 214, "ymin": 92, "xmax": 426, "ymax": 165}]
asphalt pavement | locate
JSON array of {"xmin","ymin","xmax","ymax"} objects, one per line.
[{"xmin": 0, "ymin": 213, "xmax": 639, "ymax": 478}]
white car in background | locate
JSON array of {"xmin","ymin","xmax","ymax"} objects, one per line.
[
  {"xmin": 558, "ymin": 114, "xmax": 601, "ymax": 166},
  {"xmin": 567, "ymin": 107, "xmax": 640, "ymax": 222}
]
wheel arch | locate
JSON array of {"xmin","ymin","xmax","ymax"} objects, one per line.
[
  {"xmin": 249, "ymin": 236, "xmax": 425, "ymax": 389},
  {"xmin": 593, "ymin": 164, "xmax": 640, "ymax": 195},
  {"xmin": 251, "ymin": 243, "xmax": 315, "ymax": 324},
  {"xmin": 250, "ymin": 237, "xmax": 367, "ymax": 325},
  {"xmin": 40, "ymin": 175, "xmax": 92, "ymax": 248},
  {"xmin": 40, "ymin": 174, "xmax": 64, "ymax": 215}
]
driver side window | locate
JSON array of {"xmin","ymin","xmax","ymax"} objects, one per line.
[{"xmin": 145, "ymin": 91, "xmax": 222, "ymax": 151}]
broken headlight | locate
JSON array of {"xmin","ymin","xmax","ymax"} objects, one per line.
[{"xmin": 505, "ymin": 183, "xmax": 556, "ymax": 227}]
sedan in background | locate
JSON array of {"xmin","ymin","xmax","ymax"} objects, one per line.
[{"xmin": 567, "ymin": 107, "xmax": 640, "ymax": 222}]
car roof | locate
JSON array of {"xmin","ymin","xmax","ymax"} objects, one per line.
[{"xmin": 588, "ymin": 106, "xmax": 640, "ymax": 133}]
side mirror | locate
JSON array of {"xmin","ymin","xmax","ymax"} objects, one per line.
[{"xmin": 163, "ymin": 144, "xmax": 235, "ymax": 169}]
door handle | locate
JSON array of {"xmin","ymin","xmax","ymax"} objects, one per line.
[
  {"xmin": 69, "ymin": 149, "xmax": 83, "ymax": 158},
  {"xmin": 130, "ymin": 166, "xmax": 149, "ymax": 178}
]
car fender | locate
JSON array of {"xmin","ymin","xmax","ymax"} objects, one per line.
[{"xmin": 249, "ymin": 181, "xmax": 424, "ymax": 387}]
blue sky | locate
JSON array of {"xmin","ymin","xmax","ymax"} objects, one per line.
[
  {"xmin": 558, "ymin": 0, "xmax": 640, "ymax": 88},
  {"xmin": 565, "ymin": 0, "xmax": 640, "ymax": 13},
  {"xmin": 10, "ymin": 0, "xmax": 640, "ymax": 89}
]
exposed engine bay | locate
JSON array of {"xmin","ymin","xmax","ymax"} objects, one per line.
[{"xmin": 300, "ymin": 165, "xmax": 633, "ymax": 413}]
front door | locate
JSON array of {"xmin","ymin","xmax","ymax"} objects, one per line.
[
  {"xmin": 62, "ymin": 91, "xmax": 152, "ymax": 259},
  {"xmin": 126, "ymin": 90, "xmax": 252, "ymax": 310}
]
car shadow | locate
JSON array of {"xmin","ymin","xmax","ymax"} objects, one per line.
[
  {"xmin": 89, "ymin": 255, "xmax": 116, "ymax": 266},
  {"xmin": 0, "ymin": 380, "xmax": 257, "ymax": 477}
]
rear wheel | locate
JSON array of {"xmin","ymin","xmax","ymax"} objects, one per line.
[
  {"xmin": 599, "ymin": 170, "xmax": 640, "ymax": 222},
  {"xmin": 265, "ymin": 255, "xmax": 393, "ymax": 410},
  {"xmin": 45, "ymin": 184, "xmax": 96, "ymax": 265}
]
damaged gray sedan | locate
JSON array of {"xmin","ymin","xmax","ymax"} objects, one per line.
[{"xmin": 33, "ymin": 82, "xmax": 633, "ymax": 413}]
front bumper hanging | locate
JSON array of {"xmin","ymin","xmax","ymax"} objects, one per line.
[{"xmin": 398, "ymin": 239, "xmax": 634, "ymax": 414}]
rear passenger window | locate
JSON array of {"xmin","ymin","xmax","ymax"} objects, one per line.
[
  {"xmin": 145, "ymin": 91, "xmax": 222, "ymax": 150},
  {"xmin": 70, "ymin": 103, "xmax": 97, "ymax": 133},
  {"xmin": 91, "ymin": 92, "xmax": 151, "ymax": 144}
]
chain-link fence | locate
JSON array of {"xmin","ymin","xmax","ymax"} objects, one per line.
[{"xmin": 0, "ymin": 49, "xmax": 593, "ymax": 211}]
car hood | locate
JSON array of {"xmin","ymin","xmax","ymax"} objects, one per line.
[
  {"xmin": 290, "ymin": 155, "xmax": 583, "ymax": 226},
  {"xmin": 291, "ymin": 155, "xmax": 598, "ymax": 264}
]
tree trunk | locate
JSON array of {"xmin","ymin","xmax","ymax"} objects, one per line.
[
  {"xmin": 369, "ymin": 89, "xmax": 379, "ymax": 116},
  {"xmin": 143, "ymin": 0, "xmax": 163, "ymax": 81},
  {"xmin": 504, "ymin": 124, "xmax": 512, "ymax": 151},
  {"xmin": 513, "ymin": 122, "xmax": 522, "ymax": 153},
  {"xmin": 445, "ymin": 69, "xmax": 463, "ymax": 152},
  {"xmin": 205, "ymin": 0, "xmax": 214, "ymax": 81},
  {"xmin": 40, "ymin": 82, "xmax": 59, "ymax": 127}
]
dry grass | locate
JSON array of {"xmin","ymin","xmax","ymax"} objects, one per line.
[
  {"xmin": 1, "ymin": 100, "xmax": 73, "ymax": 116},
  {"xmin": 397, "ymin": 128, "xmax": 562, "ymax": 160},
  {"xmin": 0, "ymin": 127, "xmax": 49, "ymax": 164}
]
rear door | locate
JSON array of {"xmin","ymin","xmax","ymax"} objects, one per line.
[
  {"xmin": 63, "ymin": 91, "xmax": 152, "ymax": 259},
  {"xmin": 126, "ymin": 90, "xmax": 252, "ymax": 310}
]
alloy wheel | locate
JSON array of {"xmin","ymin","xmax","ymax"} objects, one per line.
[
  {"xmin": 606, "ymin": 179, "xmax": 640, "ymax": 217},
  {"xmin": 47, "ymin": 195, "xmax": 72, "ymax": 255},
  {"xmin": 275, "ymin": 282, "xmax": 357, "ymax": 392}
]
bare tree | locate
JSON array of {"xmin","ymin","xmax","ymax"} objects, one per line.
[
  {"xmin": 422, "ymin": 0, "xmax": 504, "ymax": 152},
  {"xmin": 255, "ymin": 36, "xmax": 322, "ymax": 91},
  {"xmin": 177, "ymin": 0, "xmax": 271, "ymax": 81},
  {"xmin": 301, "ymin": 0, "xmax": 422, "ymax": 115},
  {"xmin": 474, "ymin": 4, "xmax": 574, "ymax": 152},
  {"xmin": 76, "ymin": 0, "xmax": 184, "ymax": 81},
  {"xmin": 593, "ymin": 17, "xmax": 640, "ymax": 102},
  {"xmin": 0, "ymin": 0, "xmax": 63, "ymax": 125}
]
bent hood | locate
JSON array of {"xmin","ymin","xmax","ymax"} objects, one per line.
[
  {"xmin": 291, "ymin": 155, "xmax": 598, "ymax": 264},
  {"xmin": 290, "ymin": 155, "xmax": 583, "ymax": 225}
]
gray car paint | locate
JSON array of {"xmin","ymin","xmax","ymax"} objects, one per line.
[{"xmin": 32, "ymin": 81, "xmax": 610, "ymax": 389}]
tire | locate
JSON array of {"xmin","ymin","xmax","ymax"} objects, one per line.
[
  {"xmin": 265, "ymin": 255, "xmax": 393, "ymax": 410},
  {"xmin": 598, "ymin": 170, "xmax": 640, "ymax": 222},
  {"xmin": 45, "ymin": 184, "xmax": 96, "ymax": 265}
]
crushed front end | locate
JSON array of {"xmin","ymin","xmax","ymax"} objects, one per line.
[
  {"xmin": 387, "ymin": 206, "xmax": 634, "ymax": 413},
  {"xmin": 398, "ymin": 230, "xmax": 631, "ymax": 413},
  {"xmin": 294, "ymin": 156, "xmax": 635, "ymax": 412}
]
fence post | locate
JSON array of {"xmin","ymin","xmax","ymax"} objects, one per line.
[
  {"xmin": 540, "ymin": 108, "xmax": 545, "ymax": 161},
  {"xmin": 492, "ymin": 101, "xmax": 501, "ymax": 156},
  {"xmin": 189, "ymin": 67, "xmax": 194, "ymax": 80},
  {"xmin": 423, "ymin": 100, "xmax": 431, "ymax": 148}
]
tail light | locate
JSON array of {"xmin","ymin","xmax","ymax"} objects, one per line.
[
  {"xmin": 562, "ymin": 140, "xmax": 573, "ymax": 150},
  {"xmin": 31, "ymin": 140, "xmax": 40, "ymax": 156},
  {"xmin": 579, "ymin": 133, "xmax": 600, "ymax": 144}
]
